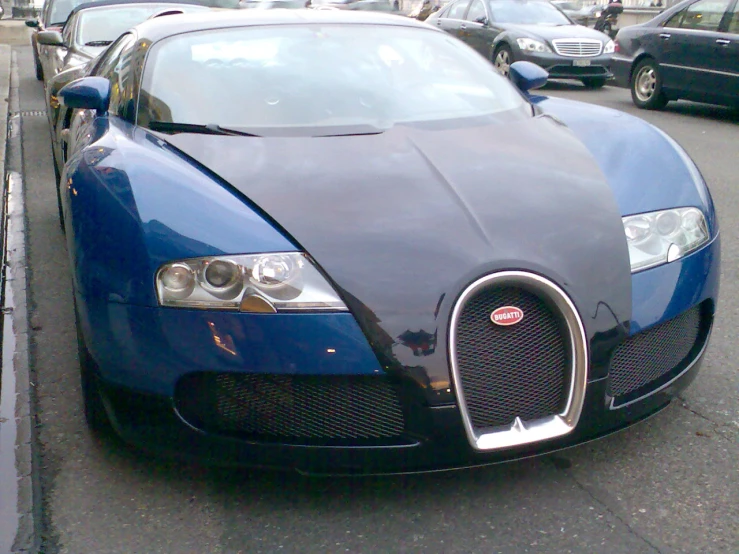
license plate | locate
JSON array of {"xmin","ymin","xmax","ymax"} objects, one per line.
[{"xmin": 573, "ymin": 59, "xmax": 592, "ymax": 67}]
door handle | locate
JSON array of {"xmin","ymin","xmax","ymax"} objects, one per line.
[
  {"xmin": 715, "ymin": 38, "xmax": 730, "ymax": 45},
  {"xmin": 460, "ymin": 24, "xmax": 467, "ymax": 29},
  {"xmin": 659, "ymin": 33, "xmax": 671, "ymax": 39}
]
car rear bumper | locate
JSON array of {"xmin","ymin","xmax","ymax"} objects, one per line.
[{"xmin": 610, "ymin": 54, "xmax": 633, "ymax": 88}]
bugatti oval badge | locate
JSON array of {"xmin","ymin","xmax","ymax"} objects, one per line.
[{"xmin": 490, "ymin": 306, "xmax": 524, "ymax": 326}]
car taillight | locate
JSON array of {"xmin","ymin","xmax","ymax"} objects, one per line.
[{"xmin": 614, "ymin": 41, "xmax": 620, "ymax": 53}]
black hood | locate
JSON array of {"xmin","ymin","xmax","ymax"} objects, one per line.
[{"xmin": 159, "ymin": 116, "xmax": 631, "ymax": 403}]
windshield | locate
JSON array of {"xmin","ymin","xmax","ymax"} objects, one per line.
[
  {"xmin": 49, "ymin": 0, "xmax": 105, "ymax": 25},
  {"xmin": 138, "ymin": 25, "xmax": 528, "ymax": 135},
  {"xmin": 76, "ymin": 5, "xmax": 208, "ymax": 46},
  {"xmin": 489, "ymin": 0, "xmax": 572, "ymax": 24}
]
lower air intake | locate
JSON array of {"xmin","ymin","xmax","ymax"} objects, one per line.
[
  {"xmin": 609, "ymin": 305, "xmax": 703, "ymax": 398},
  {"xmin": 175, "ymin": 373, "xmax": 405, "ymax": 441}
]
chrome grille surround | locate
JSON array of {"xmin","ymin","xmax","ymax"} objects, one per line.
[
  {"xmin": 449, "ymin": 271, "xmax": 588, "ymax": 452},
  {"xmin": 552, "ymin": 38, "xmax": 604, "ymax": 57}
]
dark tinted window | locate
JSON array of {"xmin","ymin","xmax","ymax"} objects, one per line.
[
  {"xmin": 726, "ymin": 1, "xmax": 738, "ymax": 33},
  {"xmin": 447, "ymin": 0, "xmax": 470, "ymax": 18},
  {"xmin": 663, "ymin": 10, "xmax": 684, "ymax": 27},
  {"xmin": 466, "ymin": 0, "xmax": 487, "ymax": 21},
  {"xmin": 666, "ymin": 0, "xmax": 731, "ymax": 31}
]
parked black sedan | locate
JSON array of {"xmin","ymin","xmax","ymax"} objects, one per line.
[
  {"xmin": 426, "ymin": 0, "xmax": 614, "ymax": 87},
  {"xmin": 612, "ymin": 0, "xmax": 738, "ymax": 109}
]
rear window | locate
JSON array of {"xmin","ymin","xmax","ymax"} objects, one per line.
[
  {"xmin": 76, "ymin": 4, "xmax": 209, "ymax": 46},
  {"xmin": 48, "ymin": 0, "xmax": 106, "ymax": 25},
  {"xmin": 138, "ymin": 24, "xmax": 528, "ymax": 135}
]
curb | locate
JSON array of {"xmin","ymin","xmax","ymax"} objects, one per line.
[{"xmin": 0, "ymin": 48, "xmax": 40, "ymax": 553}]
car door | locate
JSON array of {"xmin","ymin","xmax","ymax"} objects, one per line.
[
  {"xmin": 431, "ymin": 0, "xmax": 471, "ymax": 38},
  {"xmin": 459, "ymin": 0, "xmax": 500, "ymax": 59},
  {"xmin": 658, "ymin": 0, "xmax": 733, "ymax": 99},
  {"xmin": 715, "ymin": 0, "xmax": 739, "ymax": 102}
]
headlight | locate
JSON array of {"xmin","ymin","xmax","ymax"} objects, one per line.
[
  {"xmin": 516, "ymin": 38, "xmax": 552, "ymax": 53},
  {"xmin": 622, "ymin": 208, "xmax": 709, "ymax": 273},
  {"xmin": 594, "ymin": 10, "xmax": 602, "ymax": 17},
  {"xmin": 603, "ymin": 40, "xmax": 615, "ymax": 54},
  {"xmin": 156, "ymin": 252, "xmax": 348, "ymax": 312}
]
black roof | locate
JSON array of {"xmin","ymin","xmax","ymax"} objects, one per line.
[
  {"xmin": 67, "ymin": 0, "xmax": 210, "ymax": 21},
  {"xmin": 132, "ymin": 8, "xmax": 432, "ymax": 43}
]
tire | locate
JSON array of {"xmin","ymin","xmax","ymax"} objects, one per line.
[
  {"xmin": 33, "ymin": 47, "xmax": 43, "ymax": 81},
  {"xmin": 581, "ymin": 77, "xmax": 607, "ymax": 89},
  {"xmin": 631, "ymin": 58, "xmax": 668, "ymax": 110},
  {"xmin": 55, "ymin": 177, "xmax": 65, "ymax": 233},
  {"xmin": 50, "ymin": 144, "xmax": 66, "ymax": 232},
  {"xmin": 493, "ymin": 44, "xmax": 513, "ymax": 78},
  {"xmin": 76, "ymin": 310, "xmax": 113, "ymax": 435}
]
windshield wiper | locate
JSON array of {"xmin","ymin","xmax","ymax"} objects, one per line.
[
  {"xmin": 84, "ymin": 40, "xmax": 113, "ymax": 46},
  {"xmin": 148, "ymin": 121, "xmax": 261, "ymax": 137}
]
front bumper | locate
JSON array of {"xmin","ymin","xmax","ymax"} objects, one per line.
[
  {"xmin": 99, "ymin": 357, "xmax": 703, "ymax": 474},
  {"xmin": 80, "ymin": 238, "xmax": 719, "ymax": 473},
  {"xmin": 515, "ymin": 50, "xmax": 612, "ymax": 80}
]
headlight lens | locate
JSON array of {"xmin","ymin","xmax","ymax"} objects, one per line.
[
  {"xmin": 622, "ymin": 207, "xmax": 709, "ymax": 273},
  {"xmin": 603, "ymin": 40, "xmax": 615, "ymax": 54},
  {"xmin": 516, "ymin": 38, "xmax": 552, "ymax": 53},
  {"xmin": 594, "ymin": 10, "xmax": 602, "ymax": 17},
  {"xmin": 156, "ymin": 252, "xmax": 348, "ymax": 312}
]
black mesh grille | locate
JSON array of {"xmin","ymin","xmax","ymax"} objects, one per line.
[
  {"xmin": 609, "ymin": 306, "xmax": 702, "ymax": 397},
  {"xmin": 175, "ymin": 373, "xmax": 405, "ymax": 441},
  {"xmin": 454, "ymin": 285, "xmax": 569, "ymax": 429}
]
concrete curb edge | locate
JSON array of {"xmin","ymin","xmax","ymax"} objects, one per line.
[{"xmin": 4, "ymin": 48, "xmax": 41, "ymax": 553}]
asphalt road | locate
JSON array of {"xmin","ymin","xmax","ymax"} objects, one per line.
[{"xmin": 14, "ymin": 42, "xmax": 739, "ymax": 553}]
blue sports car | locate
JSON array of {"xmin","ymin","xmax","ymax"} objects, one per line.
[{"xmin": 56, "ymin": 9, "xmax": 719, "ymax": 474}]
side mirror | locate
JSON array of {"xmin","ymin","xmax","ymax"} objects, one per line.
[
  {"xmin": 25, "ymin": 19, "xmax": 40, "ymax": 28},
  {"xmin": 37, "ymin": 30, "xmax": 65, "ymax": 46},
  {"xmin": 509, "ymin": 61, "xmax": 548, "ymax": 92},
  {"xmin": 475, "ymin": 15, "xmax": 488, "ymax": 24},
  {"xmin": 58, "ymin": 77, "xmax": 111, "ymax": 114}
]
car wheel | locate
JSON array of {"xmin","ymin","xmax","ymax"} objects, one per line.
[
  {"xmin": 493, "ymin": 45, "xmax": 513, "ymax": 77},
  {"xmin": 76, "ymin": 308, "xmax": 113, "ymax": 435},
  {"xmin": 581, "ymin": 77, "xmax": 607, "ymax": 89},
  {"xmin": 631, "ymin": 58, "xmax": 668, "ymax": 110}
]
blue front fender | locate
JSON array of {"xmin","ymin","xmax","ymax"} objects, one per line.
[{"xmin": 63, "ymin": 118, "xmax": 296, "ymax": 307}]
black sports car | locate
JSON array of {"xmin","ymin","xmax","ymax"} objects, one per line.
[
  {"xmin": 612, "ymin": 0, "xmax": 738, "ymax": 109},
  {"xmin": 54, "ymin": 10, "xmax": 719, "ymax": 474},
  {"xmin": 426, "ymin": 0, "xmax": 615, "ymax": 87}
]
